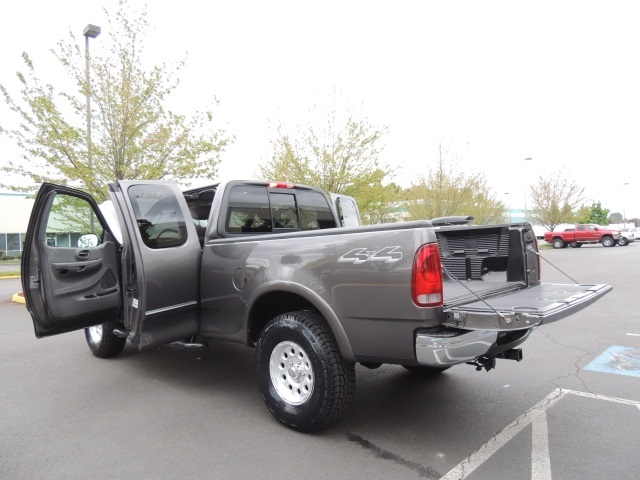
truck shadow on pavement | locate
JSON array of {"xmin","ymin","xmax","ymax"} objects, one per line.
[
  {"xmin": 115, "ymin": 338, "xmax": 261, "ymax": 400},
  {"xmin": 114, "ymin": 338, "xmax": 486, "ymax": 438}
]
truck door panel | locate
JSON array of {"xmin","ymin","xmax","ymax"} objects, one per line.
[
  {"xmin": 111, "ymin": 181, "xmax": 202, "ymax": 348},
  {"xmin": 22, "ymin": 184, "xmax": 121, "ymax": 338}
]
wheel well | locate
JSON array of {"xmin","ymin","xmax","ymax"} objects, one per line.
[{"xmin": 248, "ymin": 291, "xmax": 318, "ymax": 345}]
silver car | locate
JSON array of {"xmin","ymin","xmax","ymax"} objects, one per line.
[{"xmin": 619, "ymin": 229, "xmax": 636, "ymax": 246}]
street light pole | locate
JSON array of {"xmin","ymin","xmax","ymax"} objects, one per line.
[
  {"xmin": 83, "ymin": 24, "xmax": 100, "ymax": 182},
  {"xmin": 84, "ymin": 24, "xmax": 100, "ymax": 233}
]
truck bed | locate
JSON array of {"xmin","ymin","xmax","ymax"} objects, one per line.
[
  {"xmin": 436, "ymin": 223, "xmax": 533, "ymax": 308},
  {"xmin": 443, "ymin": 280, "xmax": 524, "ymax": 308}
]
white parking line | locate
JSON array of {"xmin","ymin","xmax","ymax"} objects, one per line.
[
  {"xmin": 568, "ymin": 389, "xmax": 640, "ymax": 411},
  {"xmin": 440, "ymin": 389, "xmax": 564, "ymax": 480},
  {"xmin": 439, "ymin": 389, "xmax": 640, "ymax": 480},
  {"xmin": 531, "ymin": 412, "xmax": 552, "ymax": 480},
  {"xmin": 627, "ymin": 333, "xmax": 640, "ymax": 337}
]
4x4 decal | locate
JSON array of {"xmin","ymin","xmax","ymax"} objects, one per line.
[{"xmin": 338, "ymin": 246, "xmax": 403, "ymax": 264}]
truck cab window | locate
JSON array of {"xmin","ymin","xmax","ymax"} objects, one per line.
[
  {"xmin": 128, "ymin": 185, "xmax": 187, "ymax": 249},
  {"xmin": 297, "ymin": 190, "xmax": 337, "ymax": 230},
  {"xmin": 226, "ymin": 186, "xmax": 272, "ymax": 234},
  {"xmin": 45, "ymin": 193, "xmax": 104, "ymax": 248},
  {"xmin": 270, "ymin": 192, "xmax": 299, "ymax": 229},
  {"xmin": 185, "ymin": 188, "xmax": 216, "ymax": 247}
]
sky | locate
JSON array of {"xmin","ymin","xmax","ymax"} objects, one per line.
[{"xmin": 1, "ymin": 0, "xmax": 639, "ymax": 218}]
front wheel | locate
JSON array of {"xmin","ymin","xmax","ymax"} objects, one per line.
[
  {"xmin": 256, "ymin": 311, "xmax": 356, "ymax": 432},
  {"xmin": 552, "ymin": 238, "xmax": 565, "ymax": 249},
  {"xmin": 618, "ymin": 237, "xmax": 629, "ymax": 247},
  {"xmin": 85, "ymin": 322, "xmax": 127, "ymax": 358},
  {"xmin": 602, "ymin": 236, "xmax": 615, "ymax": 247}
]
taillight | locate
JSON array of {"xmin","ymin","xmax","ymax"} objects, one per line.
[{"xmin": 412, "ymin": 243, "xmax": 443, "ymax": 307}]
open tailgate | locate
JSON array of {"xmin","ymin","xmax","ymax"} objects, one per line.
[{"xmin": 443, "ymin": 283, "xmax": 612, "ymax": 331}]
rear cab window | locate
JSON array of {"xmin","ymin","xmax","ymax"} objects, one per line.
[{"xmin": 223, "ymin": 183, "xmax": 337, "ymax": 236}]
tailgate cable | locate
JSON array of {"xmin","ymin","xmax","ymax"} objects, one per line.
[
  {"xmin": 528, "ymin": 245, "xmax": 579, "ymax": 284},
  {"xmin": 441, "ymin": 263, "xmax": 510, "ymax": 323}
]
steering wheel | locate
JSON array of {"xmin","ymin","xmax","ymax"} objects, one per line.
[{"xmin": 156, "ymin": 228, "xmax": 179, "ymax": 239}]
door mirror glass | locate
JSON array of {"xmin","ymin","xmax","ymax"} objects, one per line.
[
  {"xmin": 335, "ymin": 197, "xmax": 361, "ymax": 227},
  {"xmin": 78, "ymin": 234, "xmax": 100, "ymax": 248}
]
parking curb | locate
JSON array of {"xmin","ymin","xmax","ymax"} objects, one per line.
[{"xmin": 12, "ymin": 292, "xmax": 25, "ymax": 304}]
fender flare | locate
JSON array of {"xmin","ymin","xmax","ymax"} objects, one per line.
[{"xmin": 247, "ymin": 280, "xmax": 356, "ymax": 362}]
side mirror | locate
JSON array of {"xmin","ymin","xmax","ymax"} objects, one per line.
[{"xmin": 78, "ymin": 233, "xmax": 100, "ymax": 248}]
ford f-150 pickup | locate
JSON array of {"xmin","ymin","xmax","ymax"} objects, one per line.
[
  {"xmin": 543, "ymin": 224, "xmax": 621, "ymax": 249},
  {"xmin": 21, "ymin": 180, "xmax": 612, "ymax": 431}
]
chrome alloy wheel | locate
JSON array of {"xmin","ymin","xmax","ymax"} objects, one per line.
[
  {"xmin": 87, "ymin": 324, "xmax": 104, "ymax": 346},
  {"xmin": 269, "ymin": 341, "xmax": 314, "ymax": 405}
]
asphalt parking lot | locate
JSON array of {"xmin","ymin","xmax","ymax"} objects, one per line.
[{"xmin": 1, "ymin": 243, "xmax": 639, "ymax": 480}]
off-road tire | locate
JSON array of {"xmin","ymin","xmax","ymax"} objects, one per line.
[
  {"xmin": 256, "ymin": 311, "xmax": 356, "ymax": 432},
  {"xmin": 602, "ymin": 236, "xmax": 615, "ymax": 247},
  {"xmin": 552, "ymin": 238, "xmax": 565, "ymax": 249},
  {"xmin": 85, "ymin": 322, "xmax": 127, "ymax": 358}
]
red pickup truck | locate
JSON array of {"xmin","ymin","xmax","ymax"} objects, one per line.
[{"xmin": 544, "ymin": 224, "xmax": 622, "ymax": 249}]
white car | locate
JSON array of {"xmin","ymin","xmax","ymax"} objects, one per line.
[{"xmin": 619, "ymin": 229, "xmax": 636, "ymax": 246}]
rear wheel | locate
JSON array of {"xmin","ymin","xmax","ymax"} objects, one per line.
[
  {"xmin": 618, "ymin": 237, "xmax": 629, "ymax": 247},
  {"xmin": 85, "ymin": 322, "xmax": 127, "ymax": 358},
  {"xmin": 402, "ymin": 365, "xmax": 450, "ymax": 375},
  {"xmin": 256, "ymin": 311, "xmax": 355, "ymax": 432},
  {"xmin": 552, "ymin": 238, "xmax": 565, "ymax": 249},
  {"xmin": 602, "ymin": 236, "xmax": 615, "ymax": 247}
]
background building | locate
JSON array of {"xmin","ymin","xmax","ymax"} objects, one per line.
[{"xmin": 0, "ymin": 193, "xmax": 35, "ymax": 258}]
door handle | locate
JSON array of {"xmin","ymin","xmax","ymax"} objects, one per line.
[{"xmin": 76, "ymin": 249, "xmax": 91, "ymax": 260}]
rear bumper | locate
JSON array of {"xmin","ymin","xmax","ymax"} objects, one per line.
[{"xmin": 415, "ymin": 330, "xmax": 499, "ymax": 366}]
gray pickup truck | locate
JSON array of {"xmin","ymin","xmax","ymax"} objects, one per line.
[{"xmin": 22, "ymin": 180, "xmax": 611, "ymax": 432}]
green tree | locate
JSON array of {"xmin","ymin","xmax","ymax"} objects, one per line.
[
  {"xmin": 359, "ymin": 182, "xmax": 407, "ymax": 225},
  {"xmin": 576, "ymin": 201, "xmax": 610, "ymax": 225},
  {"xmin": 405, "ymin": 144, "xmax": 506, "ymax": 224},
  {"xmin": 527, "ymin": 171, "xmax": 586, "ymax": 231},
  {"xmin": 0, "ymin": 0, "xmax": 231, "ymax": 202},
  {"xmin": 258, "ymin": 108, "xmax": 394, "ymax": 225},
  {"xmin": 607, "ymin": 212, "xmax": 623, "ymax": 223}
]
